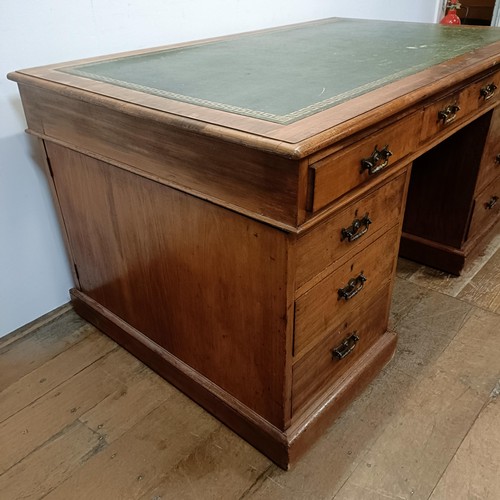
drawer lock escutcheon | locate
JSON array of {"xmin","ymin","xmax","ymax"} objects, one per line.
[
  {"xmin": 341, "ymin": 214, "xmax": 372, "ymax": 242},
  {"xmin": 485, "ymin": 196, "xmax": 498, "ymax": 210},
  {"xmin": 480, "ymin": 83, "xmax": 497, "ymax": 100},
  {"xmin": 332, "ymin": 333, "xmax": 360, "ymax": 360},
  {"xmin": 438, "ymin": 104, "xmax": 460, "ymax": 125},
  {"xmin": 337, "ymin": 272, "xmax": 367, "ymax": 301},
  {"xmin": 361, "ymin": 145, "xmax": 393, "ymax": 175}
]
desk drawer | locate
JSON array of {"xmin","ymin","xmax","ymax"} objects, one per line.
[
  {"xmin": 294, "ymin": 224, "xmax": 399, "ymax": 359},
  {"xmin": 476, "ymin": 107, "xmax": 500, "ymax": 195},
  {"xmin": 420, "ymin": 91, "xmax": 464, "ymax": 142},
  {"xmin": 296, "ymin": 172, "xmax": 407, "ymax": 289},
  {"xmin": 308, "ymin": 113, "xmax": 419, "ymax": 212},
  {"xmin": 464, "ymin": 69, "xmax": 500, "ymax": 113},
  {"xmin": 421, "ymin": 70, "xmax": 500, "ymax": 144},
  {"xmin": 468, "ymin": 175, "xmax": 500, "ymax": 240},
  {"xmin": 292, "ymin": 290, "xmax": 390, "ymax": 416}
]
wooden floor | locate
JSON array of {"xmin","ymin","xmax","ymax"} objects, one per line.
[{"xmin": 1, "ymin": 236, "xmax": 499, "ymax": 500}]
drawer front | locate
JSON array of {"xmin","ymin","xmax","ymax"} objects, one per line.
[
  {"xmin": 296, "ymin": 172, "xmax": 407, "ymax": 290},
  {"xmin": 421, "ymin": 70, "xmax": 500, "ymax": 144},
  {"xmin": 468, "ymin": 175, "xmax": 500, "ymax": 240},
  {"xmin": 476, "ymin": 107, "xmax": 500, "ymax": 195},
  {"xmin": 294, "ymin": 224, "xmax": 400, "ymax": 360},
  {"xmin": 292, "ymin": 289, "xmax": 391, "ymax": 416},
  {"xmin": 420, "ymin": 90, "xmax": 464, "ymax": 143},
  {"xmin": 464, "ymin": 70, "xmax": 500, "ymax": 115},
  {"xmin": 308, "ymin": 112, "xmax": 419, "ymax": 212}
]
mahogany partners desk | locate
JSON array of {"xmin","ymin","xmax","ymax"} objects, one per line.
[{"xmin": 9, "ymin": 19, "xmax": 500, "ymax": 468}]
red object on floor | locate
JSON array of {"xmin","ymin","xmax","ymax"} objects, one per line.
[{"xmin": 440, "ymin": 0, "xmax": 461, "ymax": 25}]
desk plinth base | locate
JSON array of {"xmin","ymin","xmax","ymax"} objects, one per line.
[
  {"xmin": 399, "ymin": 233, "xmax": 467, "ymax": 275},
  {"xmin": 400, "ymin": 216, "xmax": 499, "ymax": 276},
  {"xmin": 70, "ymin": 288, "xmax": 397, "ymax": 469}
]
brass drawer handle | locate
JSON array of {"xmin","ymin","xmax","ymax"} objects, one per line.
[
  {"xmin": 361, "ymin": 145, "xmax": 393, "ymax": 175},
  {"xmin": 341, "ymin": 214, "xmax": 372, "ymax": 242},
  {"xmin": 495, "ymin": 154, "xmax": 500, "ymax": 164},
  {"xmin": 332, "ymin": 333, "xmax": 359, "ymax": 360},
  {"xmin": 485, "ymin": 196, "xmax": 498, "ymax": 210},
  {"xmin": 480, "ymin": 83, "xmax": 497, "ymax": 101},
  {"xmin": 438, "ymin": 104, "xmax": 460, "ymax": 125},
  {"xmin": 338, "ymin": 273, "xmax": 367, "ymax": 301}
]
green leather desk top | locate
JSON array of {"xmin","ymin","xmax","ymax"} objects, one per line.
[{"xmin": 61, "ymin": 19, "xmax": 500, "ymax": 124}]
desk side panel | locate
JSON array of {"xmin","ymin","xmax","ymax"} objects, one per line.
[{"xmin": 45, "ymin": 142, "xmax": 290, "ymax": 429}]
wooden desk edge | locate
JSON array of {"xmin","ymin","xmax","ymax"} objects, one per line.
[{"xmin": 8, "ymin": 40, "xmax": 500, "ymax": 159}]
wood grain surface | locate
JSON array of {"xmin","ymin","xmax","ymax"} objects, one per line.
[{"xmin": 45, "ymin": 142, "xmax": 291, "ymax": 429}]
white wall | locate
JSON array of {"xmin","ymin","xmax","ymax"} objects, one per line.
[
  {"xmin": 493, "ymin": 1, "xmax": 500, "ymax": 26},
  {"xmin": 325, "ymin": 0, "xmax": 442, "ymax": 23},
  {"xmin": 0, "ymin": 0, "xmax": 441, "ymax": 337}
]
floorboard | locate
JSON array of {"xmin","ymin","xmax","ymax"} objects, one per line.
[{"xmin": 0, "ymin": 250, "xmax": 499, "ymax": 500}]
